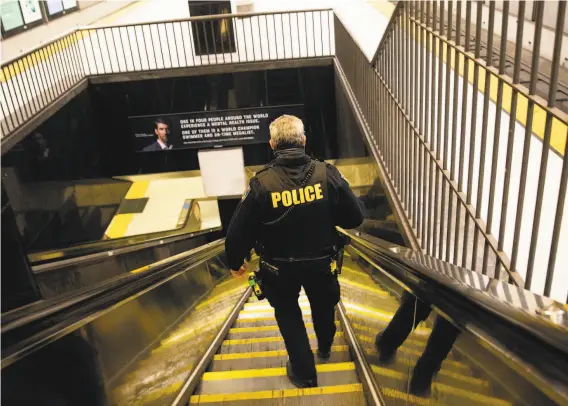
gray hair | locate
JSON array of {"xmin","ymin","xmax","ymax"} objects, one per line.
[{"xmin": 269, "ymin": 115, "xmax": 304, "ymax": 148}]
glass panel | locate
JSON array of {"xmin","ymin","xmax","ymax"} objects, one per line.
[
  {"xmin": 1, "ymin": 0, "xmax": 25, "ymax": 31},
  {"xmin": 339, "ymin": 246, "xmax": 557, "ymax": 405}
]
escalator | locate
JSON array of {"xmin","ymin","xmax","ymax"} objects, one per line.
[{"xmin": 2, "ymin": 232, "xmax": 567, "ymax": 406}]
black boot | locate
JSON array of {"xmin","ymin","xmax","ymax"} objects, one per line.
[
  {"xmin": 409, "ymin": 360, "xmax": 435, "ymax": 397},
  {"xmin": 375, "ymin": 332, "xmax": 396, "ymax": 365},
  {"xmin": 286, "ymin": 361, "xmax": 318, "ymax": 388},
  {"xmin": 317, "ymin": 347, "xmax": 331, "ymax": 360}
]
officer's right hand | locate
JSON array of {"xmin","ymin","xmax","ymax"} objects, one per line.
[{"xmin": 231, "ymin": 263, "xmax": 247, "ymax": 278}]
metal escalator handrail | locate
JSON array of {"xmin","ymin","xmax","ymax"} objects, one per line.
[
  {"xmin": 1, "ymin": 238, "xmax": 225, "ymax": 336},
  {"xmin": 29, "ymin": 226, "xmax": 221, "ymax": 271},
  {"xmin": 341, "ymin": 228, "xmax": 568, "ymax": 354}
]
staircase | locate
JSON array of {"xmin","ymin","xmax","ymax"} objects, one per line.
[{"xmin": 190, "ymin": 290, "xmax": 366, "ymax": 405}]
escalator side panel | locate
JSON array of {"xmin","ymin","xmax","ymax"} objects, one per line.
[{"xmin": 1, "ymin": 253, "xmax": 243, "ymax": 406}]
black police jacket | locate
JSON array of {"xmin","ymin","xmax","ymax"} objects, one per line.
[{"xmin": 225, "ymin": 147, "xmax": 364, "ymax": 270}]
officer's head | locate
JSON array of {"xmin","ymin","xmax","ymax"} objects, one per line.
[
  {"xmin": 154, "ymin": 118, "xmax": 169, "ymax": 143},
  {"xmin": 269, "ymin": 115, "xmax": 306, "ymax": 150}
]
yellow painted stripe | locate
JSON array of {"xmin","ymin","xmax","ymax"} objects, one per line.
[
  {"xmin": 125, "ymin": 180, "xmax": 150, "ymax": 199},
  {"xmin": 223, "ymin": 332, "xmax": 344, "ymax": 346},
  {"xmin": 229, "ymin": 321, "xmax": 339, "ymax": 334},
  {"xmin": 202, "ymin": 362, "xmax": 355, "ymax": 381},
  {"xmin": 104, "ymin": 181, "xmax": 150, "ymax": 239},
  {"xmin": 367, "ymin": 0, "xmax": 396, "ymax": 19},
  {"xmin": 213, "ymin": 345, "xmax": 350, "ymax": 361},
  {"xmin": 190, "ymin": 383, "xmax": 363, "ymax": 403}
]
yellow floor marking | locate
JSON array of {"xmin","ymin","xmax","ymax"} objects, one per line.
[
  {"xmin": 405, "ymin": 17, "xmax": 566, "ymax": 155},
  {"xmin": 190, "ymin": 383, "xmax": 363, "ymax": 403},
  {"xmin": 229, "ymin": 321, "xmax": 339, "ymax": 334},
  {"xmin": 104, "ymin": 181, "xmax": 149, "ymax": 239},
  {"xmin": 213, "ymin": 345, "xmax": 350, "ymax": 361},
  {"xmin": 222, "ymin": 332, "xmax": 344, "ymax": 346},
  {"xmin": 202, "ymin": 362, "xmax": 355, "ymax": 381}
]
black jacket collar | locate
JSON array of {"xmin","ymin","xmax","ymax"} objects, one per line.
[{"xmin": 272, "ymin": 147, "xmax": 311, "ymax": 167}]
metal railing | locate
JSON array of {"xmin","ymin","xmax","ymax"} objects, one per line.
[
  {"xmin": 336, "ymin": 1, "xmax": 568, "ymax": 302},
  {"xmin": 0, "ymin": 9, "xmax": 333, "ymax": 142}
]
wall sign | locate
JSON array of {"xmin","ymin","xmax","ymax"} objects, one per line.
[
  {"xmin": 19, "ymin": 0, "xmax": 42, "ymax": 24},
  {"xmin": 130, "ymin": 104, "xmax": 304, "ymax": 152}
]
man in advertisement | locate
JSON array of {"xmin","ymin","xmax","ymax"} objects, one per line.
[{"xmin": 143, "ymin": 118, "xmax": 172, "ymax": 151}]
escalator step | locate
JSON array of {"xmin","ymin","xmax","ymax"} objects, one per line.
[
  {"xmin": 219, "ymin": 332, "xmax": 347, "ymax": 354},
  {"xmin": 195, "ymin": 363, "xmax": 360, "ymax": 395},
  {"xmin": 227, "ymin": 321, "xmax": 340, "ymax": 339},
  {"xmin": 234, "ymin": 315, "xmax": 313, "ymax": 327},
  {"xmin": 190, "ymin": 383, "xmax": 365, "ymax": 405},
  {"xmin": 210, "ymin": 345, "xmax": 352, "ymax": 371}
]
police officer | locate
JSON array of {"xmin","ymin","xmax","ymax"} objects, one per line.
[{"xmin": 225, "ymin": 114, "xmax": 363, "ymax": 388}]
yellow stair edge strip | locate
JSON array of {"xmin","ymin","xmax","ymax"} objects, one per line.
[
  {"xmin": 229, "ymin": 321, "xmax": 339, "ymax": 334},
  {"xmin": 213, "ymin": 345, "xmax": 350, "ymax": 361},
  {"xmin": 222, "ymin": 332, "xmax": 344, "ymax": 346},
  {"xmin": 202, "ymin": 362, "xmax": 355, "ymax": 381},
  {"xmin": 190, "ymin": 383, "xmax": 363, "ymax": 403}
]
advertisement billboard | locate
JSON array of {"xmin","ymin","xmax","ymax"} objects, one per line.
[{"xmin": 130, "ymin": 104, "xmax": 304, "ymax": 152}]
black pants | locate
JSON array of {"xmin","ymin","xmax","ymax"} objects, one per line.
[
  {"xmin": 260, "ymin": 264, "xmax": 340, "ymax": 380},
  {"xmin": 377, "ymin": 292, "xmax": 460, "ymax": 378}
]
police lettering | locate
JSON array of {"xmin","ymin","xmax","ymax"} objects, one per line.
[{"xmin": 271, "ymin": 183, "xmax": 324, "ymax": 208}]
